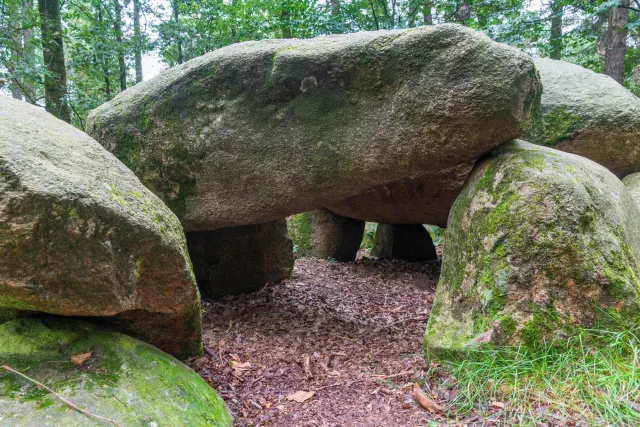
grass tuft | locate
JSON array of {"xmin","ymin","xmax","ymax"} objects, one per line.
[{"xmin": 425, "ymin": 327, "xmax": 640, "ymax": 425}]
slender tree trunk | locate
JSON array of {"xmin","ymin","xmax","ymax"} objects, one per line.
[
  {"xmin": 21, "ymin": 0, "xmax": 35, "ymax": 103},
  {"xmin": 38, "ymin": 0, "xmax": 70, "ymax": 122},
  {"xmin": 172, "ymin": 0, "xmax": 183, "ymax": 64},
  {"xmin": 113, "ymin": 0, "xmax": 127, "ymax": 90},
  {"xmin": 605, "ymin": 0, "xmax": 629, "ymax": 84},
  {"xmin": 97, "ymin": 5, "xmax": 112, "ymax": 99},
  {"xmin": 281, "ymin": 1, "xmax": 292, "ymax": 38},
  {"xmin": 549, "ymin": 1, "xmax": 563, "ymax": 60},
  {"xmin": 331, "ymin": 0, "xmax": 339, "ymax": 15},
  {"xmin": 133, "ymin": 0, "xmax": 143, "ymax": 82},
  {"xmin": 423, "ymin": 1, "xmax": 433, "ymax": 25}
]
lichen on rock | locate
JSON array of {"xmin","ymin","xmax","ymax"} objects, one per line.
[
  {"xmin": 0, "ymin": 317, "xmax": 232, "ymax": 426},
  {"xmin": 524, "ymin": 58, "xmax": 640, "ymax": 176},
  {"xmin": 0, "ymin": 96, "xmax": 202, "ymax": 359},
  {"xmin": 425, "ymin": 141, "xmax": 640, "ymax": 360}
]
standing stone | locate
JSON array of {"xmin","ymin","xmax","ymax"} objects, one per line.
[
  {"xmin": 311, "ymin": 209, "xmax": 365, "ymax": 262},
  {"xmin": 87, "ymin": 25, "xmax": 540, "ymax": 231},
  {"xmin": 372, "ymin": 224, "xmax": 438, "ymax": 261},
  {"xmin": 425, "ymin": 141, "xmax": 640, "ymax": 359},
  {"xmin": 623, "ymin": 173, "xmax": 640, "ymax": 208},
  {"xmin": 525, "ymin": 58, "xmax": 640, "ymax": 176},
  {"xmin": 0, "ymin": 97, "xmax": 201, "ymax": 359},
  {"xmin": 187, "ymin": 220, "xmax": 293, "ymax": 297}
]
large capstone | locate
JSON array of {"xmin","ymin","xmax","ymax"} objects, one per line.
[
  {"xmin": 0, "ymin": 317, "xmax": 232, "ymax": 426},
  {"xmin": 328, "ymin": 162, "xmax": 474, "ymax": 227},
  {"xmin": 187, "ymin": 220, "xmax": 294, "ymax": 297},
  {"xmin": 0, "ymin": 97, "xmax": 202, "ymax": 359},
  {"xmin": 525, "ymin": 58, "xmax": 640, "ymax": 176},
  {"xmin": 425, "ymin": 141, "xmax": 640, "ymax": 359},
  {"xmin": 87, "ymin": 25, "xmax": 540, "ymax": 231}
]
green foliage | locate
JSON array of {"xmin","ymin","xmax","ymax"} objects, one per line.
[
  {"xmin": 1, "ymin": 0, "xmax": 639, "ymax": 129},
  {"xmin": 426, "ymin": 326, "xmax": 640, "ymax": 425},
  {"xmin": 424, "ymin": 224, "xmax": 444, "ymax": 246},
  {"xmin": 360, "ymin": 222, "xmax": 377, "ymax": 251}
]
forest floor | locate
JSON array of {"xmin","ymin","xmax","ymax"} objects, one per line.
[
  {"xmin": 190, "ymin": 256, "xmax": 445, "ymax": 426},
  {"xmin": 188, "ymin": 254, "xmax": 640, "ymax": 426}
]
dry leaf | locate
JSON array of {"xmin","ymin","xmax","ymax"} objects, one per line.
[
  {"xmin": 632, "ymin": 402, "xmax": 640, "ymax": 413},
  {"xmin": 286, "ymin": 390, "xmax": 316, "ymax": 403},
  {"xmin": 71, "ymin": 350, "xmax": 93, "ymax": 366},
  {"xmin": 492, "ymin": 401, "xmax": 505, "ymax": 409},
  {"xmin": 413, "ymin": 383, "xmax": 444, "ymax": 414}
]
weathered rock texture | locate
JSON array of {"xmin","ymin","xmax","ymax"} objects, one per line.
[
  {"xmin": 329, "ymin": 162, "xmax": 474, "ymax": 227},
  {"xmin": 0, "ymin": 317, "xmax": 232, "ymax": 426},
  {"xmin": 0, "ymin": 97, "xmax": 201, "ymax": 358},
  {"xmin": 87, "ymin": 25, "xmax": 540, "ymax": 231},
  {"xmin": 371, "ymin": 224, "xmax": 437, "ymax": 261},
  {"xmin": 623, "ymin": 173, "xmax": 640, "ymax": 208},
  {"xmin": 525, "ymin": 58, "xmax": 640, "ymax": 177},
  {"xmin": 310, "ymin": 209, "xmax": 365, "ymax": 262},
  {"xmin": 425, "ymin": 141, "xmax": 640, "ymax": 358},
  {"xmin": 186, "ymin": 220, "xmax": 293, "ymax": 297}
]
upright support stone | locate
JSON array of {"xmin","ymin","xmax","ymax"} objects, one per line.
[
  {"xmin": 311, "ymin": 209, "xmax": 365, "ymax": 262},
  {"xmin": 186, "ymin": 220, "xmax": 294, "ymax": 297},
  {"xmin": 371, "ymin": 224, "xmax": 438, "ymax": 261}
]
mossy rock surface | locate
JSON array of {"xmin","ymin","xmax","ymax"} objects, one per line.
[
  {"xmin": 87, "ymin": 25, "xmax": 539, "ymax": 231},
  {"xmin": 287, "ymin": 212, "xmax": 315, "ymax": 257},
  {"xmin": 425, "ymin": 140, "xmax": 640, "ymax": 360},
  {"xmin": 524, "ymin": 58, "xmax": 640, "ymax": 177},
  {"xmin": 0, "ymin": 96, "xmax": 201, "ymax": 359},
  {"xmin": 0, "ymin": 317, "xmax": 232, "ymax": 426}
]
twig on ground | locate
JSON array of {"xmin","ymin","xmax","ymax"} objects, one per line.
[{"xmin": 1, "ymin": 364, "xmax": 121, "ymax": 427}]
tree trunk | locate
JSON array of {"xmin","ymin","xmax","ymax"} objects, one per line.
[
  {"xmin": 113, "ymin": 0, "xmax": 127, "ymax": 91},
  {"xmin": 97, "ymin": 5, "xmax": 112, "ymax": 99},
  {"xmin": 133, "ymin": 0, "xmax": 143, "ymax": 82},
  {"xmin": 38, "ymin": 0, "xmax": 71, "ymax": 122},
  {"xmin": 21, "ymin": 0, "xmax": 35, "ymax": 103},
  {"xmin": 281, "ymin": 1, "xmax": 292, "ymax": 38},
  {"xmin": 331, "ymin": 0, "xmax": 339, "ymax": 15},
  {"xmin": 172, "ymin": 0, "xmax": 183, "ymax": 64},
  {"xmin": 549, "ymin": 1, "xmax": 563, "ymax": 60},
  {"xmin": 423, "ymin": 1, "xmax": 433, "ymax": 25},
  {"xmin": 605, "ymin": 0, "xmax": 629, "ymax": 84}
]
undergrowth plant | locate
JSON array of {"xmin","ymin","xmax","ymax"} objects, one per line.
[{"xmin": 425, "ymin": 326, "xmax": 640, "ymax": 425}]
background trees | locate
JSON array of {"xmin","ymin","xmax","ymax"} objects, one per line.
[{"xmin": 1, "ymin": 0, "xmax": 639, "ymax": 129}]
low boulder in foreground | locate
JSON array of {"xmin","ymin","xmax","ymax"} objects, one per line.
[
  {"xmin": 88, "ymin": 24, "xmax": 540, "ymax": 231},
  {"xmin": 525, "ymin": 58, "xmax": 640, "ymax": 177},
  {"xmin": 0, "ymin": 97, "xmax": 201, "ymax": 358},
  {"xmin": 425, "ymin": 141, "xmax": 640, "ymax": 358},
  {"xmin": 0, "ymin": 317, "xmax": 232, "ymax": 426}
]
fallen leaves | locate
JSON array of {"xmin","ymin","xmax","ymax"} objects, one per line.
[
  {"xmin": 413, "ymin": 383, "xmax": 445, "ymax": 414},
  {"xmin": 491, "ymin": 401, "xmax": 505, "ymax": 409},
  {"xmin": 286, "ymin": 390, "xmax": 316, "ymax": 403},
  {"xmin": 71, "ymin": 350, "xmax": 93, "ymax": 366}
]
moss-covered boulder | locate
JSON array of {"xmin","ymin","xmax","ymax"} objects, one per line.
[
  {"xmin": 186, "ymin": 220, "xmax": 293, "ymax": 297},
  {"xmin": 371, "ymin": 224, "xmax": 437, "ymax": 261},
  {"xmin": 287, "ymin": 212, "xmax": 315, "ymax": 257},
  {"xmin": 425, "ymin": 141, "xmax": 640, "ymax": 359},
  {"xmin": 328, "ymin": 162, "xmax": 473, "ymax": 228},
  {"xmin": 0, "ymin": 97, "xmax": 201, "ymax": 358},
  {"xmin": 525, "ymin": 58, "xmax": 640, "ymax": 177},
  {"xmin": 0, "ymin": 317, "xmax": 232, "ymax": 426},
  {"xmin": 87, "ymin": 25, "xmax": 539, "ymax": 232}
]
